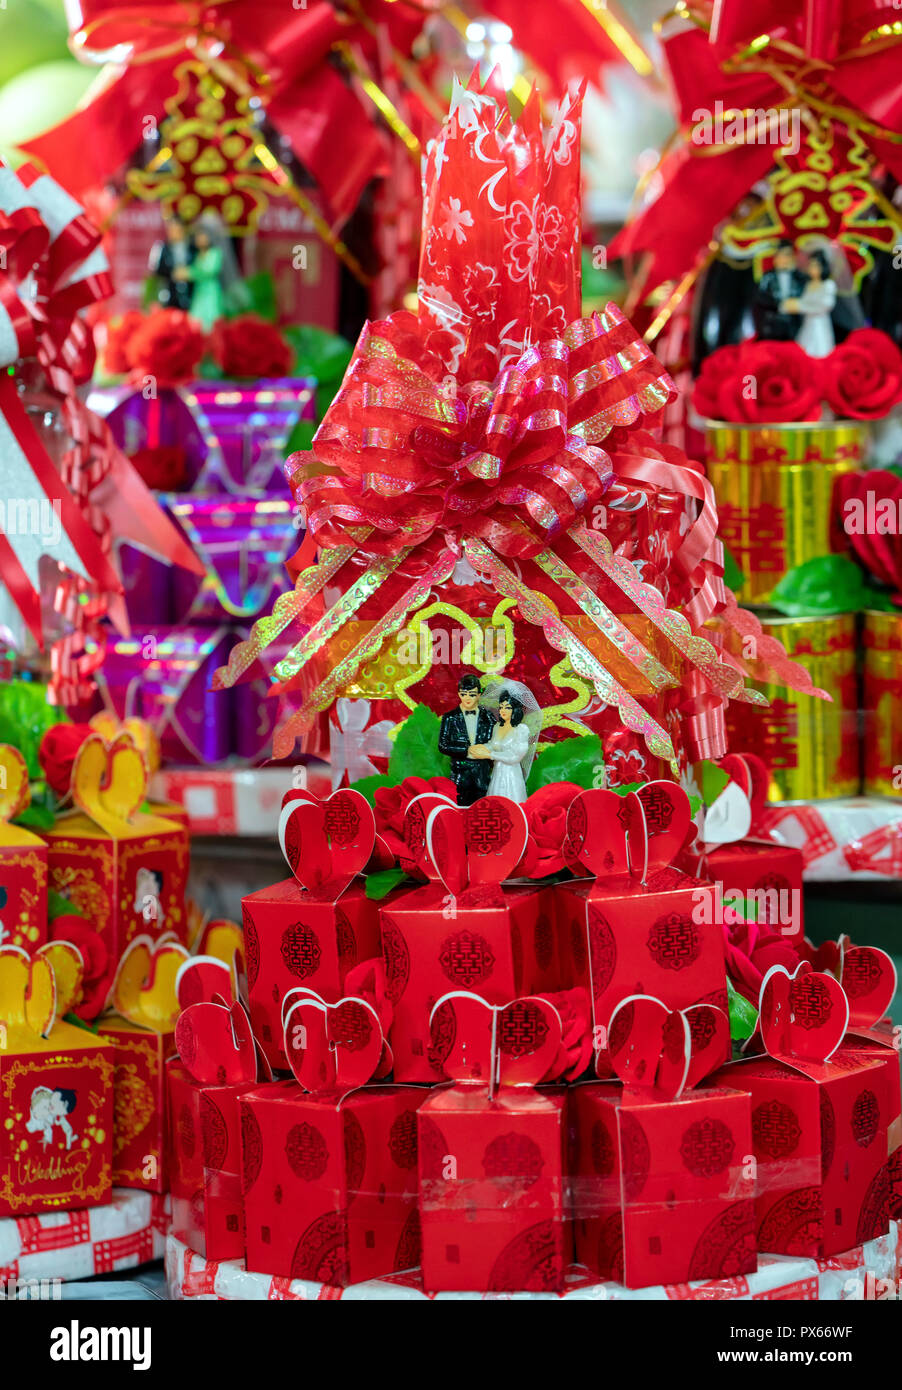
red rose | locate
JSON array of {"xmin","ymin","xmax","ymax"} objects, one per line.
[
  {"xmin": 38, "ymin": 723, "xmax": 93, "ymax": 797},
  {"xmin": 693, "ymin": 340, "xmax": 822, "ymax": 424},
  {"xmin": 103, "ymin": 310, "xmax": 144, "ymax": 375},
  {"xmin": 125, "ymin": 309, "xmax": 206, "ymax": 387},
  {"xmin": 128, "ymin": 445, "xmax": 188, "ymax": 491},
  {"xmin": 822, "ymin": 328, "xmax": 902, "ymax": 420},
  {"xmin": 49, "ymin": 917, "xmax": 114, "ymax": 1020},
  {"xmin": 722, "ymin": 919, "xmax": 801, "ymax": 1005},
  {"xmin": 373, "ymin": 775, "xmax": 457, "ymax": 864},
  {"xmin": 520, "ymin": 781, "xmax": 583, "ymax": 878},
  {"xmin": 210, "ymin": 315, "xmax": 293, "ymax": 380}
]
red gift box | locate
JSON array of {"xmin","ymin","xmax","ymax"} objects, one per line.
[
  {"xmin": 569, "ymin": 993, "xmax": 756, "ymax": 1288},
  {"xmin": 241, "ymin": 1080, "xmax": 423, "ymax": 1286},
  {"xmin": 0, "ymin": 947, "xmax": 114, "ymax": 1217},
  {"xmin": 239, "ymin": 968, "xmax": 420, "ymax": 1286},
  {"xmin": 168, "ymin": 980, "xmax": 274, "ymax": 1263},
  {"xmin": 241, "ymin": 788, "xmax": 388, "ymax": 1069},
  {"xmin": 97, "ymin": 1019, "xmax": 173, "ymax": 1193},
  {"xmin": 168, "ymin": 1057, "xmax": 257, "ymax": 1262},
  {"xmin": 43, "ymin": 733, "xmax": 189, "ymax": 966},
  {"xmin": 0, "ymin": 745, "xmax": 48, "ymax": 953},
  {"xmin": 380, "ymin": 794, "xmax": 561, "ymax": 1084},
  {"xmin": 555, "ymin": 785, "xmax": 729, "ymax": 1074},
  {"xmin": 713, "ymin": 958, "xmax": 894, "ymax": 1258},
  {"xmin": 418, "ymin": 990, "xmax": 590, "ymax": 1292},
  {"xmin": 419, "ymin": 1083, "xmax": 569, "ymax": 1292},
  {"xmin": 703, "ymin": 841, "xmax": 804, "ymax": 944}
]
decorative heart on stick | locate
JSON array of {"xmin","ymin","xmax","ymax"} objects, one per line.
[
  {"xmin": 283, "ymin": 991, "xmax": 389, "ymax": 1093},
  {"xmin": 428, "ymin": 991, "xmax": 565, "ymax": 1091},
  {"xmin": 425, "ymin": 796, "xmax": 528, "ymax": 895},
  {"xmin": 278, "ymin": 788, "xmax": 375, "ymax": 895},
  {"xmin": 607, "ymin": 994, "xmax": 729, "ymax": 1099},
  {"xmin": 758, "ymin": 962, "xmax": 849, "ymax": 1065},
  {"xmin": 176, "ymin": 998, "xmax": 259, "ymax": 1086}
]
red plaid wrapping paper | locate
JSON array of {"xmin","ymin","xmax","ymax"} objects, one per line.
[
  {"xmin": 165, "ymin": 1222, "xmax": 900, "ymax": 1302},
  {"xmin": 0, "ymin": 1190, "xmax": 169, "ymax": 1284}
]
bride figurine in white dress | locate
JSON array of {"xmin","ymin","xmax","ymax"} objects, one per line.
[
  {"xmin": 466, "ymin": 680, "xmax": 541, "ymax": 804},
  {"xmin": 785, "ymin": 249, "xmax": 837, "ymax": 358}
]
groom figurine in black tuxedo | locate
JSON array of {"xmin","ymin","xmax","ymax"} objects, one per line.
[
  {"xmin": 753, "ymin": 240, "xmax": 806, "ymax": 341},
  {"xmin": 438, "ymin": 673, "xmax": 495, "ymax": 806}
]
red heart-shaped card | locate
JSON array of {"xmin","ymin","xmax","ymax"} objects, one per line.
[
  {"xmin": 841, "ymin": 944, "xmax": 897, "ymax": 1032},
  {"xmin": 278, "ymin": 788, "xmax": 375, "ymax": 894},
  {"xmin": 759, "ymin": 962, "xmax": 849, "ymax": 1065},
  {"xmin": 608, "ymin": 995, "xmax": 729, "ymax": 1098},
  {"xmin": 426, "ymin": 796, "xmax": 528, "ymax": 895},
  {"xmin": 175, "ymin": 999, "xmax": 258, "ymax": 1086},
  {"xmin": 428, "ymin": 991, "xmax": 564, "ymax": 1088},
  {"xmin": 565, "ymin": 789, "xmax": 644, "ymax": 878},
  {"xmin": 637, "ymin": 781, "xmax": 691, "ymax": 868},
  {"xmin": 284, "ymin": 993, "xmax": 388, "ymax": 1093}
]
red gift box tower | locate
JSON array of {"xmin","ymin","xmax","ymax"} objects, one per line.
[
  {"xmin": 570, "ymin": 993, "xmax": 756, "ymax": 1289},
  {"xmin": 712, "ymin": 956, "xmax": 895, "ymax": 1258},
  {"xmin": 241, "ymin": 971, "xmax": 422, "ymax": 1286},
  {"xmin": 554, "ymin": 784, "xmax": 729, "ymax": 1074},
  {"xmin": 419, "ymin": 989, "xmax": 591, "ymax": 1292},
  {"xmin": 241, "ymin": 788, "xmax": 384, "ymax": 1068},
  {"xmin": 381, "ymin": 792, "xmax": 561, "ymax": 1084}
]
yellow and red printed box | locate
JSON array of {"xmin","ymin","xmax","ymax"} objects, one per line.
[{"xmin": 0, "ymin": 948, "xmax": 114, "ymax": 1217}]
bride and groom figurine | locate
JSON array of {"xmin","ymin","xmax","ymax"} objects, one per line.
[
  {"xmin": 437, "ymin": 674, "xmax": 540, "ymax": 806},
  {"xmin": 754, "ymin": 240, "xmax": 859, "ymax": 358}
]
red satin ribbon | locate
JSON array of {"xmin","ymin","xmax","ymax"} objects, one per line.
[
  {"xmin": 612, "ymin": 2, "xmax": 902, "ymax": 295},
  {"xmin": 24, "ymin": 0, "xmax": 420, "ymax": 224}
]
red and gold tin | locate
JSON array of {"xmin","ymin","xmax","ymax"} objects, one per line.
[
  {"xmin": 862, "ymin": 610, "xmax": 902, "ymax": 797},
  {"xmin": 725, "ymin": 613, "xmax": 859, "ymax": 801},
  {"xmin": 706, "ymin": 422, "xmax": 866, "ymax": 605}
]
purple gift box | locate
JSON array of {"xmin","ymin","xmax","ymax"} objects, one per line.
[
  {"xmin": 89, "ymin": 378, "xmax": 316, "ymax": 494},
  {"xmin": 96, "ymin": 626, "xmax": 235, "ymax": 766},
  {"xmin": 166, "ymin": 494, "xmax": 297, "ymax": 626},
  {"xmin": 95, "ymin": 626, "xmax": 283, "ymax": 767}
]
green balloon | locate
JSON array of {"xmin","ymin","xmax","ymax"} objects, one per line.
[
  {"xmin": 0, "ymin": 1, "xmax": 69, "ymax": 89},
  {"xmin": 0, "ymin": 59, "xmax": 96, "ymax": 147}
]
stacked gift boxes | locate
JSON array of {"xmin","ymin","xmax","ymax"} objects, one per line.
[
  {"xmin": 86, "ymin": 376, "xmax": 317, "ymax": 767},
  {"xmin": 161, "ymin": 780, "xmax": 900, "ymax": 1293}
]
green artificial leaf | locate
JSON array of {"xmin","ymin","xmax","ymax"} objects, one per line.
[
  {"xmin": 281, "ymin": 324, "xmax": 353, "ymax": 420},
  {"xmin": 388, "ymin": 705, "xmax": 446, "ymax": 783},
  {"xmin": 525, "ymin": 733, "xmax": 604, "ymax": 794},
  {"xmin": 284, "ymin": 416, "xmax": 315, "ymax": 457},
  {"xmin": 347, "ymin": 773, "xmax": 393, "ymax": 806},
  {"xmin": 240, "ymin": 272, "xmax": 277, "ymax": 322},
  {"xmin": 687, "ymin": 794, "xmax": 703, "ymax": 819},
  {"xmin": 63, "ymin": 1013, "xmax": 100, "ymax": 1035},
  {"xmin": 0, "ymin": 680, "xmax": 67, "ymax": 779},
  {"xmin": 770, "ymin": 554, "xmax": 871, "ymax": 616},
  {"xmin": 365, "ymin": 867, "xmax": 409, "ymax": 900},
  {"xmin": 48, "ymin": 890, "xmax": 88, "ymax": 921},
  {"xmin": 727, "ymin": 977, "xmax": 759, "ymax": 1042},
  {"xmin": 608, "ymin": 781, "xmax": 642, "ymax": 797},
  {"xmin": 14, "ymin": 798, "xmax": 56, "ymax": 831},
  {"xmin": 722, "ymin": 544, "xmax": 745, "ymax": 593},
  {"xmin": 700, "ymin": 760, "xmax": 730, "ymax": 807}
]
